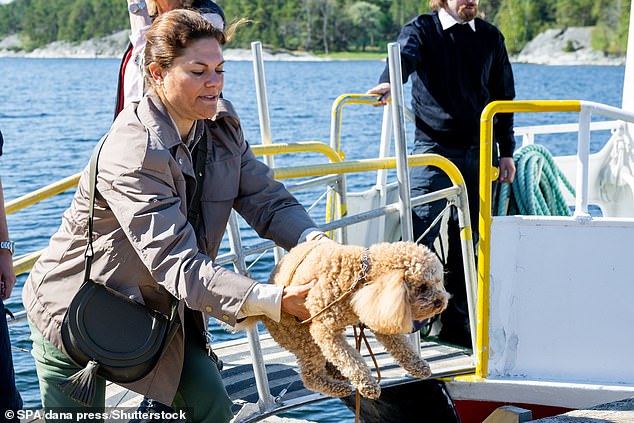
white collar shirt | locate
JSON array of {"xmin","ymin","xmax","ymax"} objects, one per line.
[{"xmin": 438, "ymin": 7, "xmax": 476, "ymax": 32}]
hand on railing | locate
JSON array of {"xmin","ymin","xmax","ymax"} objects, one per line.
[{"xmin": 367, "ymin": 83, "xmax": 391, "ymax": 106}]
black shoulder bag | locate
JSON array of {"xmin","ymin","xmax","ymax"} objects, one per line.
[{"xmin": 60, "ymin": 135, "xmax": 179, "ymax": 406}]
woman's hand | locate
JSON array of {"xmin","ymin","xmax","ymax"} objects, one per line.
[{"xmin": 281, "ymin": 279, "xmax": 317, "ymax": 321}]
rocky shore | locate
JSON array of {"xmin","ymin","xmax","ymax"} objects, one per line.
[
  {"xmin": 0, "ymin": 30, "xmax": 324, "ymax": 61},
  {"xmin": 511, "ymin": 26, "xmax": 624, "ymax": 66},
  {"xmin": 0, "ymin": 26, "xmax": 626, "ymax": 65}
]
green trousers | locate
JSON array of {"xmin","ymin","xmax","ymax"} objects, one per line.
[{"xmin": 29, "ymin": 321, "xmax": 233, "ymax": 422}]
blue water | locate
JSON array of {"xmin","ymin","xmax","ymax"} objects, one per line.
[{"xmin": 0, "ymin": 57, "xmax": 625, "ymax": 421}]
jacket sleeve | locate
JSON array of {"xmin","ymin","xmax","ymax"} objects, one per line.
[
  {"xmin": 99, "ymin": 145, "xmax": 256, "ymax": 327},
  {"xmin": 489, "ymin": 31, "xmax": 516, "ymax": 157},
  {"xmin": 379, "ymin": 17, "xmax": 425, "ymax": 84},
  {"xmin": 229, "ymin": 124, "xmax": 317, "ymax": 251}
]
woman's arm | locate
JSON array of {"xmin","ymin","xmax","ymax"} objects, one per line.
[
  {"xmin": 0, "ymin": 177, "xmax": 15, "ymax": 301},
  {"xmin": 232, "ymin": 134, "xmax": 317, "ymax": 250}
]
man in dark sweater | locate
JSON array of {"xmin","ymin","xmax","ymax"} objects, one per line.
[{"xmin": 368, "ymin": 0, "xmax": 516, "ymax": 348}]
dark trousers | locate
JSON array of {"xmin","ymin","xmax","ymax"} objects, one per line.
[
  {"xmin": 410, "ymin": 141, "xmax": 497, "ymax": 340},
  {"xmin": 1, "ymin": 300, "xmax": 22, "ymax": 422}
]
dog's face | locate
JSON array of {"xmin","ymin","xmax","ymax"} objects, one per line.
[
  {"xmin": 351, "ymin": 242, "xmax": 448, "ymax": 334},
  {"xmin": 403, "ymin": 247, "xmax": 448, "ymax": 321}
]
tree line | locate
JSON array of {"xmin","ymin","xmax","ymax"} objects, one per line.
[{"xmin": 0, "ymin": 0, "xmax": 630, "ymax": 55}]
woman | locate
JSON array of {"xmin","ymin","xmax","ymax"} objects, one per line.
[{"xmin": 23, "ymin": 9, "xmax": 324, "ymax": 422}]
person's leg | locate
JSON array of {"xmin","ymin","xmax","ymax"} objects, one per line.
[
  {"xmin": 410, "ymin": 142, "xmax": 456, "ymax": 334},
  {"xmin": 410, "ymin": 143, "xmax": 452, "ymax": 247},
  {"xmin": 1, "ymin": 301, "xmax": 22, "ymax": 422},
  {"xmin": 437, "ymin": 147, "xmax": 481, "ymax": 348},
  {"xmin": 171, "ymin": 336, "xmax": 233, "ymax": 423},
  {"xmin": 29, "ymin": 321, "xmax": 106, "ymax": 416}
]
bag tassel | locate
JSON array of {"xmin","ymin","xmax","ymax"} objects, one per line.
[{"xmin": 59, "ymin": 360, "xmax": 100, "ymax": 406}]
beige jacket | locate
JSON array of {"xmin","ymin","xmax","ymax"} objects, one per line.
[{"xmin": 22, "ymin": 93, "xmax": 315, "ymax": 404}]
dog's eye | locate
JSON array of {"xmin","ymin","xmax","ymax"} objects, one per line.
[{"xmin": 416, "ymin": 285, "xmax": 429, "ymax": 294}]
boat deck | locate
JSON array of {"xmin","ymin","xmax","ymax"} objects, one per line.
[{"xmin": 104, "ymin": 329, "xmax": 474, "ymax": 422}]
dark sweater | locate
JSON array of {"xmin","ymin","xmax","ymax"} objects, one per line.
[{"xmin": 379, "ymin": 12, "xmax": 516, "ymax": 157}]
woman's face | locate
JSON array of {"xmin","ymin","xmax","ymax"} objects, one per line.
[{"xmin": 151, "ymin": 37, "xmax": 224, "ymax": 134}]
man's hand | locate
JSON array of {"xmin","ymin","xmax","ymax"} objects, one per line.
[
  {"xmin": 498, "ymin": 157, "xmax": 516, "ymax": 184},
  {"xmin": 367, "ymin": 82, "xmax": 391, "ymax": 106},
  {"xmin": 281, "ymin": 279, "xmax": 317, "ymax": 321},
  {"xmin": 0, "ymin": 249, "xmax": 16, "ymax": 301}
]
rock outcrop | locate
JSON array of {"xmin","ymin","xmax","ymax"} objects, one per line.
[{"xmin": 512, "ymin": 26, "xmax": 624, "ymax": 66}]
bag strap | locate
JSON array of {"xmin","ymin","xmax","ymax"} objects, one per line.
[
  {"xmin": 83, "ymin": 135, "xmax": 109, "ymax": 283},
  {"xmin": 83, "ymin": 135, "xmax": 178, "ymax": 318}
]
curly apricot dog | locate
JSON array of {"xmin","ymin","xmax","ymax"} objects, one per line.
[{"xmin": 254, "ymin": 241, "xmax": 448, "ymax": 399}]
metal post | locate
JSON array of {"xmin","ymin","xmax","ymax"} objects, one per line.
[
  {"xmin": 387, "ymin": 43, "xmax": 413, "ymax": 242},
  {"xmin": 251, "ymin": 42, "xmax": 274, "ymax": 168},
  {"xmin": 227, "ymin": 211, "xmax": 275, "ymax": 410},
  {"xmin": 376, "ymin": 104, "xmax": 393, "ymax": 188},
  {"xmin": 387, "ymin": 42, "xmax": 419, "ymax": 354},
  {"xmin": 455, "ymin": 193, "xmax": 478, "ymax": 352},
  {"xmin": 575, "ymin": 108, "xmax": 591, "ymax": 218},
  {"xmin": 251, "ymin": 41, "xmax": 283, "ymax": 262},
  {"xmin": 374, "ymin": 105, "xmax": 393, "ymax": 242}
]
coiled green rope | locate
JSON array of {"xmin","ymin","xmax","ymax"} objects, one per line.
[{"xmin": 496, "ymin": 144, "xmax": 576, "ymax": 216}]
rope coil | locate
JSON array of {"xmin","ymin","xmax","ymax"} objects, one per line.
[{"xmin": 497, "ymin": 144, "xmax": 575, "ymax": 216}]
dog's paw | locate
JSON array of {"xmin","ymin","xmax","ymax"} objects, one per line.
[
  {"xmin": 357, "ymin": 381, "xmax": 381, "ymax": 400},
  {"xmin": 407, "ymin": 359, "xmax": 432, "ymax": 378}
]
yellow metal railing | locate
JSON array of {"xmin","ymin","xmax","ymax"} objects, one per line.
[
  {"xmin": 252, "ymin": 141, "xmax": 343, "ymax": 163},
  {"xmin": 5, "ymin": 142, "xmax": 342, "ymax": 217},
  {"xmin": 274, "ymin": 154, "xmax": 465, "ymax": 184},
  {"xmin": 326, "ymin": 94, "xmax": 386, "ymax": 228},
  {"xmin": 7, "ymin": 142, "xmax": 344, "ymax": 276},
  {"xmin": 330, "ymin": 94, "xmax": 383, "ymax": 155},
  {"xmin": 9, "ymin": 152, "xmax": 466, "ymax": 278},
  {"xmin": 476, "ymin": 100, "xmax": 582, "ymax": 379},
  {"xmin": 5, "ymin": 173, "xmax": 82, "ymax": 215}
]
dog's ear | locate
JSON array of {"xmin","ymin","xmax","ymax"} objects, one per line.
[{"xmin": 350, "ymin": 269, "xmax": 413, "ymax": 334}]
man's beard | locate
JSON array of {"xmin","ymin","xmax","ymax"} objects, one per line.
[{"xmin": 457, "ymin": 4, "xmax": 478, "ymax": 21}]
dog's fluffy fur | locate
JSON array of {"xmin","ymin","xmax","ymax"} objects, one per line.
[{"xmin": 248, "ymin": 240, "xmax": 448, "ymax": 399}]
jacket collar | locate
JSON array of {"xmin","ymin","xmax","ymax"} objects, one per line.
[
  {"xmin": 137, "ymin": 91, "xmax": 205, "ymax": 150},
  {"xmin": 211, "ymin": 98, "xmax": 240, "ymax": 125}
]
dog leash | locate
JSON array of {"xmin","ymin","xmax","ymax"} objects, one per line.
[
  {"xmin": 300, "ymin": 249, "xmax": 371, "ymax": 325},
  {"xmin": 353, "ymin": 323, "xmax": 381, "ymax": 423},
  {"xmin": 285, "ymin": 246, "xmax": 314, "ymax": 285}
]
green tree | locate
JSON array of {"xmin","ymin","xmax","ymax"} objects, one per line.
[
  {"xmin": 495, "ymin": 0, "xmax": 542, "ymax": 54},
  {"xmin": 556, "ymin": 0, "xmax": 596, "ymax": 27},
  {"xmin": 0, "ymin": 0, "xmax": 630, "ymax": 56},
  {"xmin": 347, "ymin": 1, "xmax": 382, "ymax": 51},
  {"xmin": 592, "ymin": 0, "xmax": 630, "ymax": 54}
]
